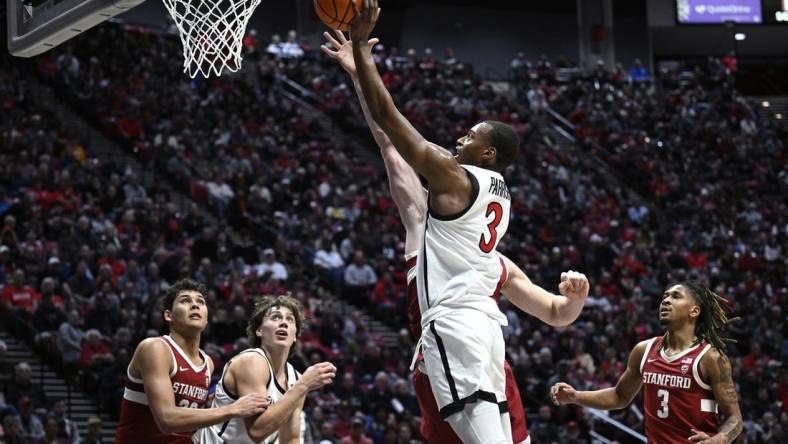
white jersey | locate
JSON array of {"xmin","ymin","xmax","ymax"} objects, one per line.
[
  {"xmin": 193, "ymin": 348, "xmax": 301, "ymax": 444},
  {"xmin": 416, "ymin": 165, "xmax": 511, "ymax": 326}
]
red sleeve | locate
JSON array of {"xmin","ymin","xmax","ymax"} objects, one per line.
[
  {"xmin": 80, "ymin": 344, "xmax": 93, "ymax": 365},
  {"xmin": 29, "ymin": 288, "xmax": 42, "ymax": 302},
  {"xmin": 0, "ymin": 287, "xmax": 11, "ymax": 305},
  {"xmin": 373, "ymin": 281, "xmax": 385, "ymax": 302}
]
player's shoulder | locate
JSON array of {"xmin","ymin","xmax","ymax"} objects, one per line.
[
  {"xmin": 230, "ymin": 349, "xmax": 269, "ymax": 370},
  {"xmin": 133, "ymin": 337, "xmax": 172, "ymax": 373},
  {"xmin": 699, "ymin": 346, "xmax": 728, "ymax": 368},
  {"xmin": 631, "ymin": 338, "xmax": 655, "ymax": 358},
  {"xmin": 136, "ymin": 336, "xmax": 167, "ymax": 355},
  {"xmin": 697, "ymin": 345, "xmax": 732, "ymax": 383}
]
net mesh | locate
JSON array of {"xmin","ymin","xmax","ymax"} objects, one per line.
[{"xmin": 161, "ymin": 0, "xmax": 262, "ymax": 78}]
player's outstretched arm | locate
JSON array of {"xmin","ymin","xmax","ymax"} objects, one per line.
[
  {"xmin": 689, "ymin": 350, "xmax": 743, "ymax": 444},
  {"xmin": 349, "ymin": 0, "xmax": 469, "ymax": 200},
  {"xmin": 500, "ymin": 255, "xmax": 587, "ymax": 327},
  {"xmin": 135, "ymin": 339, "xmax": 269, "ymax": 433},
  {"xmin": 321, "ymin": 30, "xmax": 426, "ymax": 239},
  {"xmin": 241, "ymin": 359, "xmax": 336, "ymax": 442},
  {"xmin": 551, "ymin": 341, "xmax": 647, "ymax": 410}
]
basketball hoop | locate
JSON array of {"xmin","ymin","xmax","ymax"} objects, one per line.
[{"xmin": 161, "ymin": 0, "xmax": 262, "ymax": 78}]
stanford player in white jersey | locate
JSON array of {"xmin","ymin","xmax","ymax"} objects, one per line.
[
  {"xmin": 115, "ymin": 279, "xmax": 269, "ymax": 444},
  {"xmin": 551, "ymin": 281, "xmax": 743, "ymax": 444}
]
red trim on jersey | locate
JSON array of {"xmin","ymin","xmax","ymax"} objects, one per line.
[
  {"xmin": 490, "ymin": 256, "xmax": 508, "ymax": 303},
  {"xmin": 406, "ymin": 258, "xmax": 421, "ymax": 340}
]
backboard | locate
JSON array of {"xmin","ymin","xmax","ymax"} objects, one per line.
[{"xmin": 7, "ymin": 0, "xmax": 146, "ymax": 57}]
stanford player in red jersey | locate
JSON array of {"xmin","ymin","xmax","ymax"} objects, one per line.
[
  {"xmin": 321, "ymin": 30, "xmax": 589, "ymax": 444},
  {"xmin": 551, "ymin": 281, "xmax": 743, "ymax": 444},
  {"xmin": 115, "ymin": 279, "xmax": 270, "ymax": 444}
]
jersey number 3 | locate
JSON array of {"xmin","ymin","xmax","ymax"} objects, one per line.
[
  {"xmin": 479, "ymin": 202, "xmax": 503, "ymax": 253},
  {"xmin": 657, "ymin": 389, "xmax": 669, "ymax": 419}
]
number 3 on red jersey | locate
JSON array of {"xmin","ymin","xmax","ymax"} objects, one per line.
[{"xmin": 479, "ymin": 202, "xmax": 503, "ymax": 253}]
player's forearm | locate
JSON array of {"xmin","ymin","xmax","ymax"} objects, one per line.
[
  {"xmin": 506, "ymin": 280, "xmax": 583, "ymax": 327},
  {"xmin": 352, "ymin": 42, "xmax": 427, "ymax": 169},
  {"xmin": 550, "ymin": 294, "xmax": 585, "ymax": 327},
  {"xmin": 572, "ymin": 388, "xmax": 629, "ymax": 410},
  {"xmin": 248, "ymin": 384, "xmax": 308, "ymax": 442},
  {"xmin": 352, "ymin": 43, "xmax": 396, "ymax": 128},
  {"xmin": 350, "ymin": 75, "xmax": 424, "ymax": 216},
  {"xmin": 350, "ymin": 75, "xmax": 393, "ymax": 154},
  {"xmin": 718, "ymin": 413, "xmax": 743, "ymax": 443},
  {"xmin": 156, "ymin": 404, "xmax": 235, "ymax": 433}
]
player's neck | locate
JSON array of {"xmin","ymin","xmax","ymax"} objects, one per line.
[
  {"xmin": 663, "ymin": 326, "xmax": 698, "ymax": 353},
  {"xmin": 169, "ymin": 330, "xmax": 202, "ymax": 362},
  {"xmin": 264, "ymin": 347, "xmax": 289, "ymax": 380}
]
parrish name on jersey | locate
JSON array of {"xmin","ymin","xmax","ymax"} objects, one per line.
[{"xmin": 488, "ymin": 177, "xmax": 510, "ymax": 200}]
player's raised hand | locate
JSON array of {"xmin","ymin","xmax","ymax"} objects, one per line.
[
  {"xmin": 550, "ymin": 382, "xmax": 577, "ymax": 406},
  {"xmin": 350, "ymin": 0, "xmax": 380, "ymax": 43},
  {"xmin": 558, "ymin": 270, "xmax": 590, "ymax": 300},
  {"xmin": 688, "ymin": 429, "xmax": 725, "ymax": 443},
  {"xmin": 297, "ymin": 362, "xmax": 337, "ymax": 391},
  {"xmin": 230, "ymin": 393, "xmax": 271, "ymax": 417},
  {"xmin": 320, "ymin": 30, "xmax": 379, "ymax": 75}
]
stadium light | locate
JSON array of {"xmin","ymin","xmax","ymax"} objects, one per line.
[
  {"xmin": 776, "ymin": 114, "xmax": 784, "ymax": 120},
  {"xmin": 762, "ymin": 101, "xmax": 770, "ymax": 107},
  {"xmin": 734, "ymin": 33, "xmax": 746, "ymax": 41}
]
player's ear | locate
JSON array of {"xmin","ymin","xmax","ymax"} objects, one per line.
[
  {"xmin": 689, "ymin": 304, "xmax": 701, "ymax": 319},
  {"xmin": 483, "ymin": 146, "xmax": 497, "ymax": 165},
  {"xmin": 163, "ymin": 309, "xmax": 172, "ymax": 323}
]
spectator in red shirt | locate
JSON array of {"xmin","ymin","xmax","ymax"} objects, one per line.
[
  {"xmin": 1, "ymin": 269, "xmax": 41, "ymax": 313},
  {"xmin": 96, "ymin": 243, "xmax": 125, "ymax": 282},
  {"xmin": 778, "ymin": 371, "xmax": 788, "ymax": 414},
  {"xmin": 79, "ymin": 329, "xmax": 114, "ymax": 372},
  {"xmin": 340, "ymin": 417, "xmax": 373, "ymax": 444},
  {"xmin": 372, "ymin": 271, "xmax": 401, "ymax": 307},
  {"xmin": 332, "ymin": 400, "xmax": 353, "ymax": 439},
  {"xmin": 742, "ymin": 341, "xmax": 769, "ymax": 370},
  {"xmin": 685, "ymin": 249, "xmax": 708, "ymax": 269},
  {"xmin": 597, "ymin": 272, "xmax": 623, "ymax": 300}
]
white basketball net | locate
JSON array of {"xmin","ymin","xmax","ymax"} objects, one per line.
[{"xmin": 162, "ymin": 0, "xmax": 263, "ymax": 78}]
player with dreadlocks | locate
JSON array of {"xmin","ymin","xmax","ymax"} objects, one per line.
[{"xmin": 550, "ymin": 281, "xmax": 743, "ymax": 444}]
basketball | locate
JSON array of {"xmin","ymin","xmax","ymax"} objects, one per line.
[{"xmin": 314, "ymin": 0, "xmax": 363, "ymax": 32}]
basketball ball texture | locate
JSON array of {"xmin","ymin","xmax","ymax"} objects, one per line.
[{"xmin": 314, "ymin": 0, "xmax": 363, "ymax": 32}]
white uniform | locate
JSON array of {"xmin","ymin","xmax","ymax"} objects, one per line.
[
  {"xmin": 415, "ymin": 164, "xmax": 511, "ymax": 419},
  {"xmin": 193, "ymin": 348, "xmax": 301, "ymax": 444}
]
